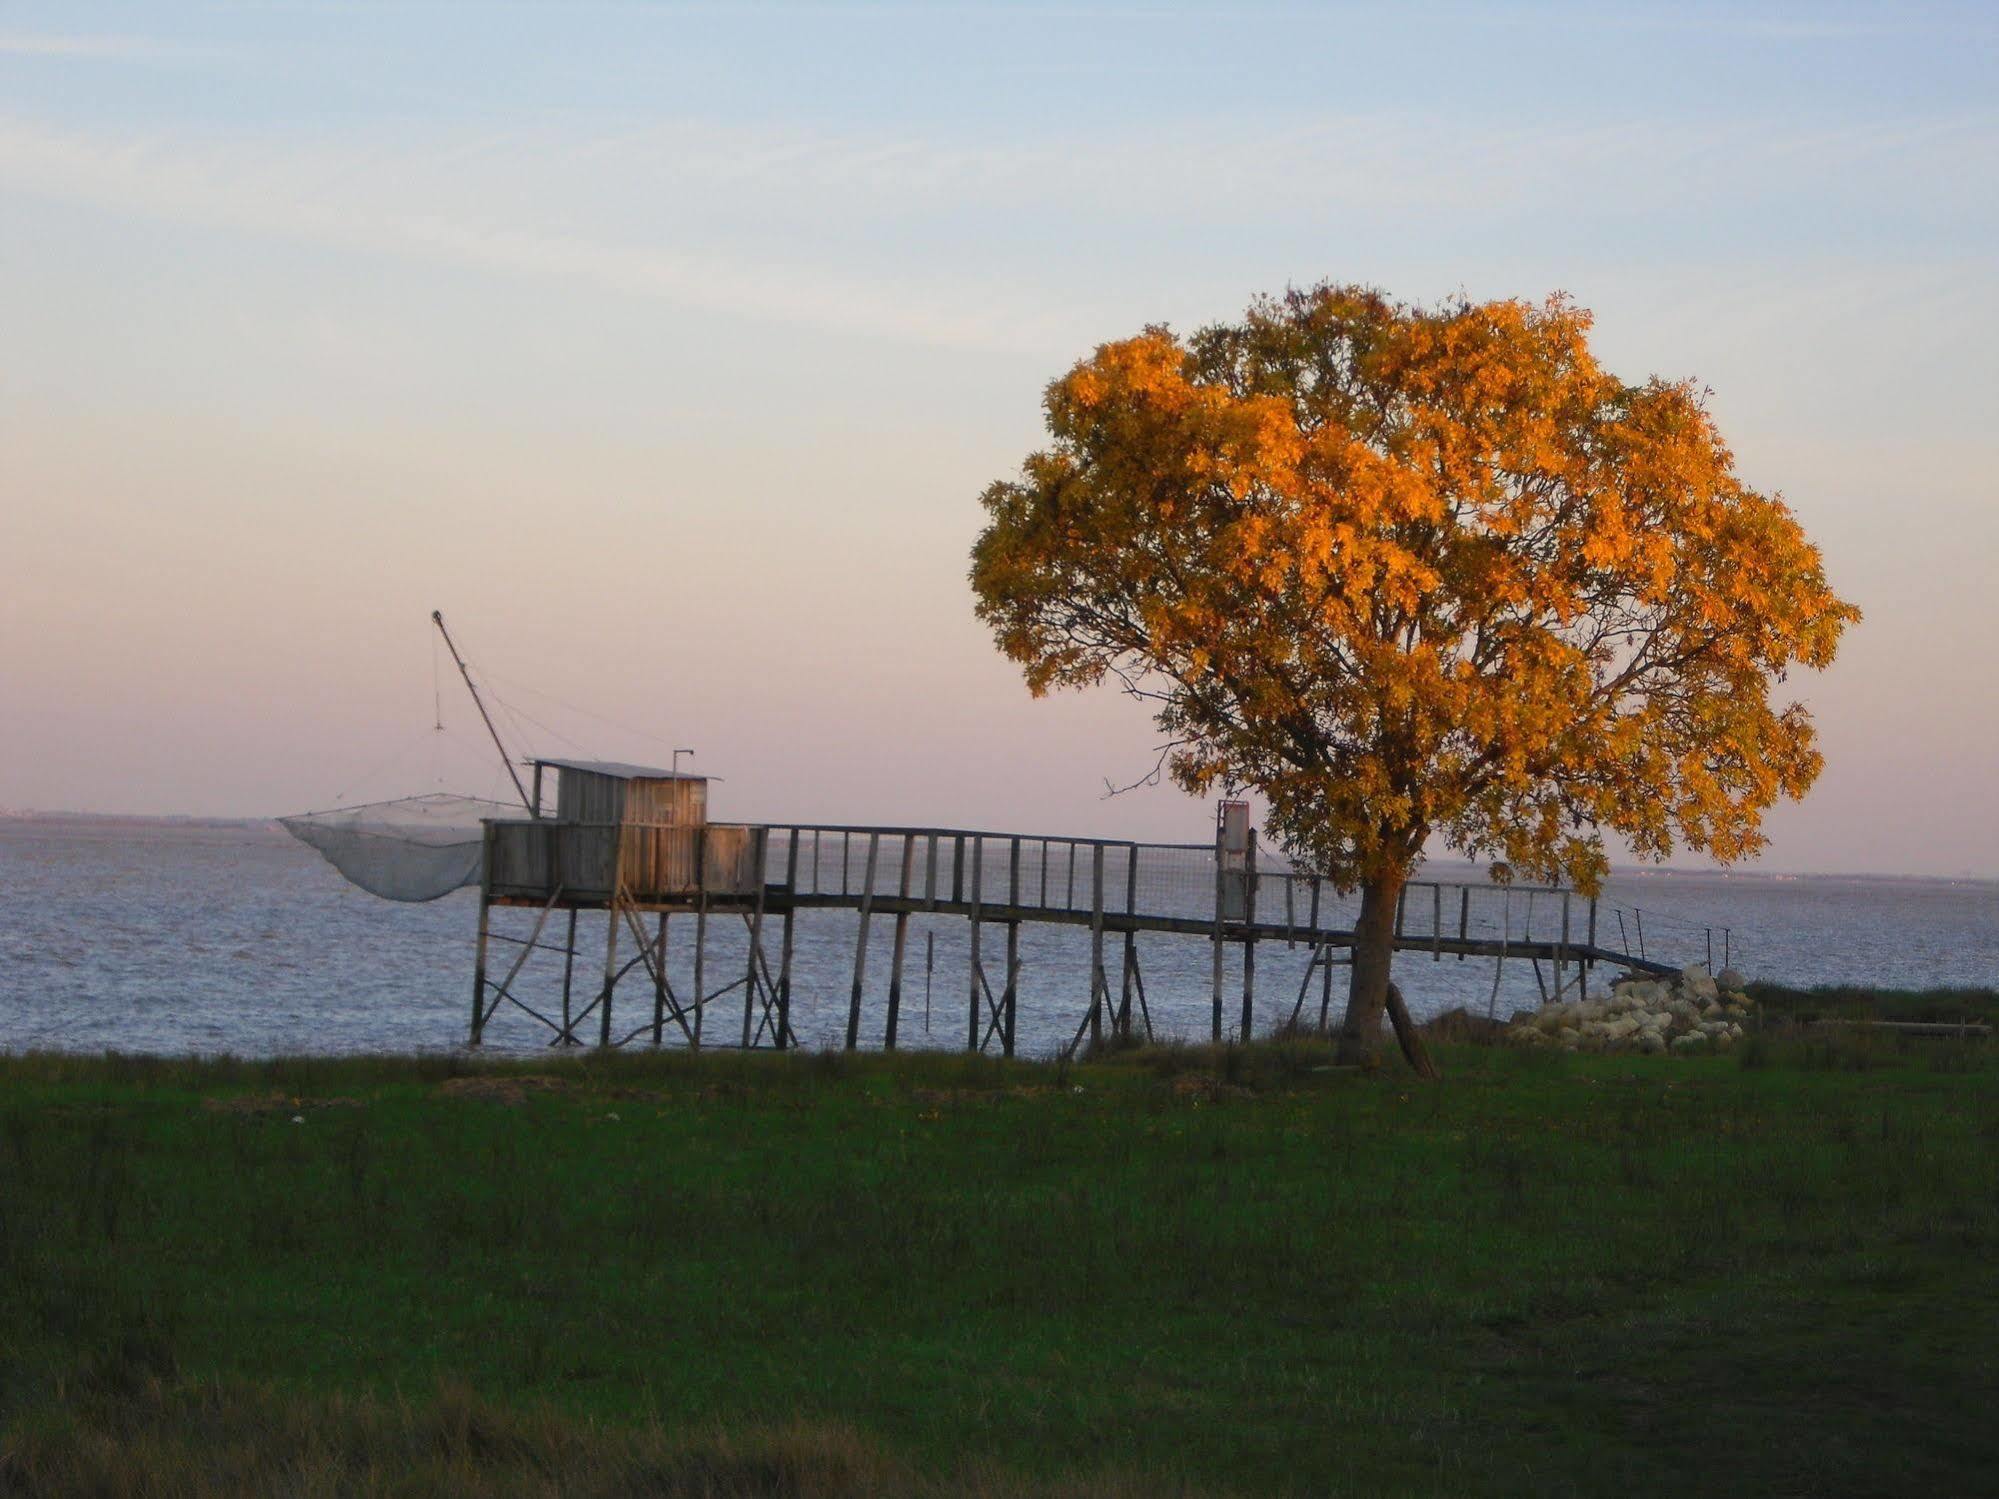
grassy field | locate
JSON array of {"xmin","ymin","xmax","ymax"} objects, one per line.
[{"xmin": 2, "ymin": 1003, "xmax": 1996, "ymax": 1496}]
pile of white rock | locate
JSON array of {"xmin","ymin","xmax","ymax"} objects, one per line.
[{"xmin": 1508, "ymin": 965, "xmax": 1754, "ymax": 1055}]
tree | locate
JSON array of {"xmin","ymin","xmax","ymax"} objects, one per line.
[{"xmin": 970, "ymin": 285, "xmax": 1858, "ymax": 1066}]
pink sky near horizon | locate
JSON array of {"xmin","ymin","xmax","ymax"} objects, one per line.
[{"xmin": 3, "ymin": 5, "xmax": 1995, "ymax": 880}]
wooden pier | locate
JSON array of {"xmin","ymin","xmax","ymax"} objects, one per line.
[{"xmin": 468, "ymin": 763, "xmax": 1680, "ymax": 1055}]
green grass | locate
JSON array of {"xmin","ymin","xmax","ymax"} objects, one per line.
[
  {"xmin": 1746, "ymin": 980, "xmax": 1999, "ymax": 1027},
  {"xmin": 3, "ymin": 1035, "xmax": 1996, "ymax": 1496}
]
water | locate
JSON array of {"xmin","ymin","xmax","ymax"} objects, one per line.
[{"xmin": 3, "ymin": 817, "xmax": 1993, "ymax": 1057}]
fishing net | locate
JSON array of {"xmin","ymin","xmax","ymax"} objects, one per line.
[{"xmin": 281, "ymin": 793, "xmax": 521, "ymax": 902}]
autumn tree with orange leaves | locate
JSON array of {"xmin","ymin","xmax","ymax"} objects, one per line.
[{"xmin": 971, "ymin": 285, "xmax": 1858, "ymax": 1068}]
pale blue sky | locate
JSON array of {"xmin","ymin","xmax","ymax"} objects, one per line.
[{"xmin": 3, "ymin": 2, "xmax": 1995, "ymax": 876}]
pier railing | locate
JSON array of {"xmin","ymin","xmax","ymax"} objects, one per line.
[{"xmin": 758, "ymin": 824, "xmax": 1622, "ymax": 961}]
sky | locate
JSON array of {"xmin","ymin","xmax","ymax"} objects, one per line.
[{"xmin": 2, "ymin": 1, "xmax": 1994, "ymax": 877}]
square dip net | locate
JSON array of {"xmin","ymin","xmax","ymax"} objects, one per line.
[{"xmin": 281, "ymin": 794, "xmax": 521, "ymax": 902}]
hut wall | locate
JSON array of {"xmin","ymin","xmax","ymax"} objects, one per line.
[
  {"xmin": 555, "ymin": 770, "xmax": 627, "ymax": 826},
  {"xmin": 622, "ymin": 777, "xmax": 706, "ymax": 826}
]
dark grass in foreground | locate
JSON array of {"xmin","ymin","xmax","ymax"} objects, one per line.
[{"xmin": 2, "ymin": 1019, "xmax": 1996, "ymax": 1497}]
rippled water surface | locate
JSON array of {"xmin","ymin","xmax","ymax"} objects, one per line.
[{"xmin": 3, "ymin": 818, "xmax": 1993, "ymax": 1056}]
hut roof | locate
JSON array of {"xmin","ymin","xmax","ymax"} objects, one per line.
[{"xmin": 532, "ymin": 757, "xmax": 711, "ymax": 782}]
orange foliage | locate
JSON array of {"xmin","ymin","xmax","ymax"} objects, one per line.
[{"xmin": 971, "ymin": 285, "xmax": 1858, "ymax": 902}]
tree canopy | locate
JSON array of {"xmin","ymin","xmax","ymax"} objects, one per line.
[{"xmin": 970, "ymin": 284, "xmax": 1858, "ymax": 1062}]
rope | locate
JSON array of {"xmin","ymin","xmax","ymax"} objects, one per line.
[{"xmin": 482, "ymin": 668, "xmax": 680, "ymax": 756}]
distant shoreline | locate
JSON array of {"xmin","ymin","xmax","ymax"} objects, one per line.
[{"xmin": 0, "ymin": 810, "xmax": 1991, "ymax": 886}]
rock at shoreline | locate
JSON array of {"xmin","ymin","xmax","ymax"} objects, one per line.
[{"xmin": 1508, "ymin": 963, "xmax": 1752, "ymax": 1056}]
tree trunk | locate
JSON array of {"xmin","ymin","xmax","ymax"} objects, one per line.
[{"xmin": 1335, "ymin": 870, "xmax": 1405, "ymax": 1066}]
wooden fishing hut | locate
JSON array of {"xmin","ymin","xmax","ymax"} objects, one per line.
[{"xmin": 472, "ymin": 759, "xmax": 781, "ymax": 1051}]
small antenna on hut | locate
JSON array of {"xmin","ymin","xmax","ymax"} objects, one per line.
[{"xmin": 431, "ymin": 610, "xmax": 536, "ymax": 818}]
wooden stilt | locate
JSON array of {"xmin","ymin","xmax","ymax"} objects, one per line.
[
  {"xmin": 1239, "ymin": 831, "xmax": 1258, "ymax": 1040},
  {"xmin": 1487, "ymin": 890, "xmax": 1512, "ymax": 1020},
  {"xmin": 1586, "ymin": 898, "xmax": 1599, "ymax": 1002},
  {"xmin": 1211, "ymin": 819, "xmax": 1225, "ymax": 1043},
  {"xmin": 967, "ymin": 836, "xmax": 984, "ymax": 1053},
  {"xmin": 1129, "ymin": 943, "xmax": 1154, "ymax": 1040},
  {"xmin": 692, "ymin": 891, "xmax": 707, "ymax": 1050},
  {"xmin": 1288, "ymin": 944, "xmax": 1319, "ymax": 1029},
  {"xmin": 1119, "ymin": 844, "xmax": 1140, "ymax": 1038},
  {"xmin": 1318, "ymin": 943, "xmax": 1336, "ymax": 1031},
  {"xmin": 1241, "ymin": 934, "xmax": 1256, "ymax": 1041},
  {"xmin": 1384, "ymin": 981, "xmax": 1440, "ymax": 1080},
  {"xmin": 777, "ymin": 905, "xmax": 796, "ymax": 1049},
  {"xmin": 470, "ymin": 830, "xmax": 493, "ymax": 1047},
  {"xmin": 560, "ymin": 908, "xmax": 578, "ymax": 1047},
  {"xmin": 778, "ymin": 833, "xmax": 799, "ymax": 1049},
  {"xmin": 846, "ymin": 832, "xmax": 880, "ymax": 1051},
  {"xmin": 1003, "ymin": 839, "xmax": 1021, "ymax": 1057},
  {"xmin": 598, "ymin": 895, "xmax": 620, "ymax": 1049},
  {"xmin": 652, "ymin": 912, "xmax": 668, "ymax": 1046},
  {"xmin": 1557, "ymin": 894, "xmax": 1572, "ymax": 1007},
  {"xmin": 741, "ymin": 870, "xmax": 766, "ymax": 1048},
  {"xmin": 886, "ymin": 834, "xmax": 914, "ymax": 1050},
  {"xmin": 1088, "ymin": 843, "xmax": 1106, "ymax": 1047}
]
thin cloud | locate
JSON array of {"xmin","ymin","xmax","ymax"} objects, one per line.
[
  {"xmin": 0, "ymin": 33, "xmax": 227, "ymax": 63},
  {"xmin": 0, "ymin": 117, "xmax": 1083, "ymax": 355},
  {"xmin": 0, "ymin": 106, "xmax": 1990, "ymax": 355}
]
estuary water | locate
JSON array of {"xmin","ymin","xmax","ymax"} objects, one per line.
[{"xmin": 2, "ymin": 816, "xmax": 1993, "ymax": 1058}]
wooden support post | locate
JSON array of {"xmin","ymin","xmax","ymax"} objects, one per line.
[
  {"xmin": 1487, "ymin": 891, "xmax": 1512, "ymax": 1021},
  {"xmin": 1241, "ymin": 935, "xmax": 1256, "ymax": 1042},
  {"xmin": 1211, "ymin": 822, "xmax": 1225, "ymax": 1043},
  {"xmin": 1130, "ymin": 943, "xmax": 1155, "ymax": 1040},
  {"xmin": 1385, "ymin": 981, "xmax": 1440, "ymax": 1080},
  {"xmin": 1318, "ymin": 943, "xmax": 1336, "ymax": 1031},
  {"xmin": 777, "ymin": 832, "xmax": 799, "ymax": 1049},
  {"xmin": 469, "ymin": 859, "xmax": 493, "ymax": 1047},
  {"xmin": 599, "ymin": 897, "xmax": 620, "ymax": 1049},
  {"xmin": 1457, "ymin": 886, "xmax": 1470, "ymax": 961},
  {"xmin": 1004, "ymin": 839, "xmax": 1021, "ymax": 1057},
  {"xmin": 692, "ymin": 892, "xmax": 708, "ymax": 1050},
  {"xmin": 1240, "ymin": 831, "xmax": 1258, "ymax": 1040},
  {"xmin": 1120, "ymin": 844, "xmax": 1139, "ymax": 1037},
  {"xmin": 966, "ymin": 836, "xmax": 984, "ymax": 1053},
  {"xmin": 1586, "ymin": 897, "xmax": 1598, "ymax": 1002},
  {"xmin": 886, "ymin": 833, "xmax": 914, "ymax": 1050},
  {"xmin": 1088, "ymin": 843, "xmax": 1106, "ymax": 1047},
  {"xmin": 560, "ymin": 908, "xmax": 578, "ymax": 1046},
  {"xmin": 691, "ymin": 834, "xmax": 708, "ymax": 1049},
  {"xmin": 1557, "ymin": 894, "xmax": 1571, "ymax": 1005},
  {"xmin": 652, "ymin": 913, "xmax": 669, "ymax": 1046},
  {"xmin": 846, "ymin": 832, "xmax": 880, "ymax": 1051},
  {"xmin": 741, "ymin": 857, "xmax": 766, "ymax": 1048},
  {"xmin": 1432, "ymin": 884, "xmax": 1443, "ymax": 960}
]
